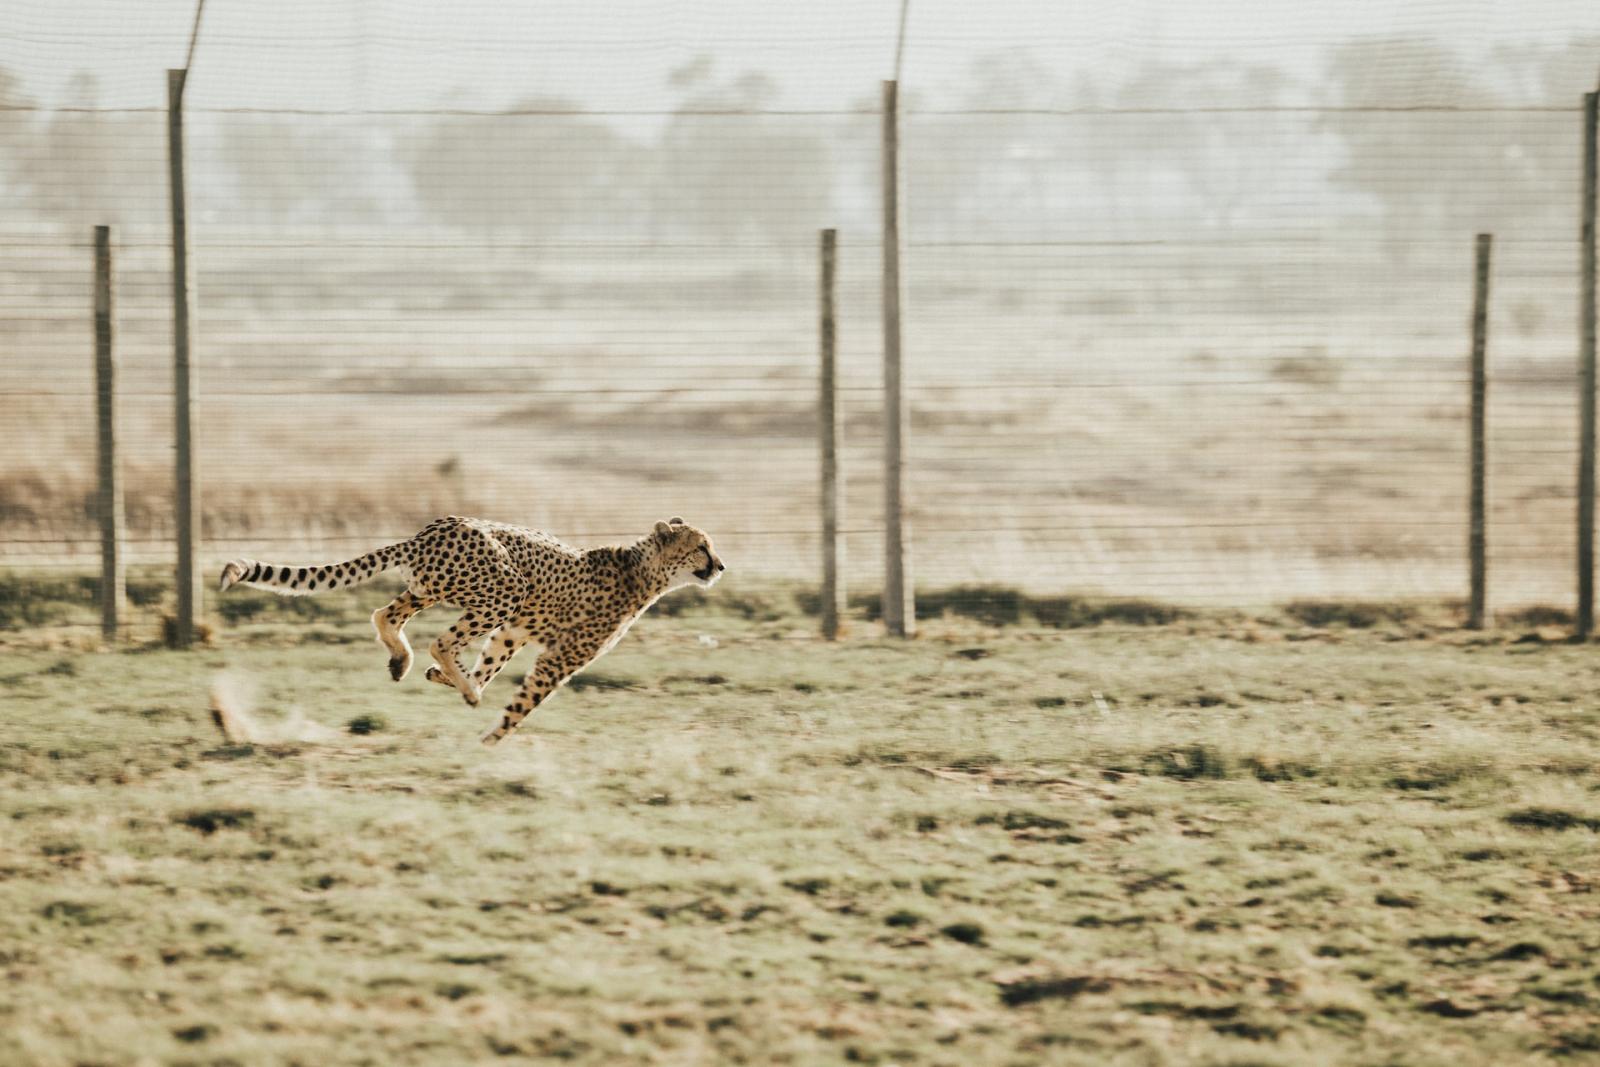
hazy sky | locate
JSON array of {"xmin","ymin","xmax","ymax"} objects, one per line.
[{"xmin": 4, "ymin": 0, "xmax": 1598, "ymax": 112}]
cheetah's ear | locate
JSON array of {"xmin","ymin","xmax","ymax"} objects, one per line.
[
  {"xmin": 668, "ymin": 516, "xmax": 684, "ymax": 526},
  {"xmin": 654, "ymin": 520, "xmax": 675, "ymax": 536}
]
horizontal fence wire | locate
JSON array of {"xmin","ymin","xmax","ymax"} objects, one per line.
[{"xmin": 3, "ymin": 9, "xmax": 1600, "ymax": 618}]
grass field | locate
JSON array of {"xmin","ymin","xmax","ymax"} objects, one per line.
[{"xmin": 4, "ymin": 582, "xmax": 1600, "ymax": 1065}]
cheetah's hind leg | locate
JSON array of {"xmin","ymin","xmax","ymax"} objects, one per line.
[
  {"xmin": 427, "ymin": 624, "xmax": 534, "ymax": 697},
  {"xmin": 372, "ymin": 590, "xmax": 437, "ymax": 682},
  {"xmin": 428, "ymin": 611, "xmax": 505, "ymax": 707}
]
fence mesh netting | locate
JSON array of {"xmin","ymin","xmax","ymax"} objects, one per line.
[{"xmin": 4, "ymin": 2, "xmax": 1599, "ymax": 626}]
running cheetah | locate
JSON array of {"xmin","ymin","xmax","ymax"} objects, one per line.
[{"xmin": 218, "ymin": 516, "xmax": 725, "ymax": 745}]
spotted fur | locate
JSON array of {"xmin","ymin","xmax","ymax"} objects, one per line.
[{"xmin": 219, "ymin": 516, "xmax": 725, "ymax": 745}]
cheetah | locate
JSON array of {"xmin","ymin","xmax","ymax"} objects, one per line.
[{"xmin": 217, "ymin": 516, "xmax": 725, "ymax": 745}]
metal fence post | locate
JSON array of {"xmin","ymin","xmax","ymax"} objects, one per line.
[
  {"xmin": 1579, "ymin": 91, "xmax": 1597, "ymax": 640},
  {"xmin": 94, "ymin": 225, "xmax": 124, "ymax": 641},
  {"xmin": 168, "ymin": 68, "xmax": 201, "ymax": 646},
  {"xmin": 1468, "ymin": 233, "xmax": 1491, "ymax": 630},
  {"xmin": 820, "ymin": 228, "xmax": 843, "ymax": 640},
  {"xmin": 881, "ymin": 79, "xmax": 914, "ymax": 638}
]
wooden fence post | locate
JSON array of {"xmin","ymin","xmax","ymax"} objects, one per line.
[
  {"xmin": 1468, "ymin": 233, "xmax": 1491, "ymax": 630},
  {"xmin": 94, "ymin": 225, "xmax": 124, "ymax": 641},
  {"xmin": 819, "ymin": 229, "xmax": 844, "ymax": 640},
  {"xmin": 168, "ymin": 68, "xmax": 201, "ymax": 646},
  {"xmin": 1579, "ymin": 91, "xmax": 1597, "ymax": 640},
  {"xmin": 881, "ymin": 79, "xmax": 914, "ymax": 638}
]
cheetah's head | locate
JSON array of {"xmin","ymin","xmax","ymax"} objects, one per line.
[{"xmin": 653, "ymin": 517, "xmax": 726, "ymax": 590}]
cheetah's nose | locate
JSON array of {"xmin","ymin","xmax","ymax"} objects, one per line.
[{"xmin": 715, "ymin": 560, "xmax": 726, "ymax": 573}]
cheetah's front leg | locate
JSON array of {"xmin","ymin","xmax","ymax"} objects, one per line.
[{"xmin": 479, "ymin": 641, "xmax": 598, "ymax": 746}]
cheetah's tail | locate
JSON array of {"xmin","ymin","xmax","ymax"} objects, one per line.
[{"xmin": 218, "ymin": 543, "xmax": 406, "ymax": 597}]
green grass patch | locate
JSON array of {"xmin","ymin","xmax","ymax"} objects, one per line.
[{"xmin": 1, "ymin": 621, "xmax": 1597, "ymax": 1065}]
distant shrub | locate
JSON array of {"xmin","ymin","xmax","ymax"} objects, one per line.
[
  {"xmin": 1032, "ymin": 595, "xmax": 1190, "ymax": 629},
  {"xmin": 1498, "ymin": 604, "xmax": 1573, "ymax": 629},
  {"xmin": 347, "ymin": 714, "xmax": 387, "ymax": 735},
  {"xmin": 0, "ymin": 573, "xmax": 86, "ymax": 629},
  {"xmin": 842, "ymin": 588, "xmax": 1020, "ymax": 625},
  {"xmin": 1283, "ymin": 599, "xmax": 1418, "ymax": 629},
  {"xmin": 0, "ymin": 571, "xmax": 168, "ymax": 629},
  {"xmin": 654, "ymin": 586, "xmax": 787, "ymax": 622},
  {"xmin": 125, "ymin": 577, "xmax": 167, "ymax": 606},
  {"xmin": 920, "ymin": 586, "xmax": 1026, "ymax": 627},
  {"xmin": 810, "ymin": 585, "xmax": 1190, "ymax": 630},
  {"xmin": 1270, "ymin": 348, "xmax": 1342, "ymax": 387},
  {"xmin": 217, "ymin": 594, "xmax": 271, "ymax": 624},
  {"xmin": 217, "ymin": 591, "xmax": 338, "ymax": 626},
  {"xmin": 839, "ymin": 592, "xmax": 884, "ymax": 621}
]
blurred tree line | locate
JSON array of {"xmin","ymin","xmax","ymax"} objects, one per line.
[{"xmin": 0, "ymin": 36, "xmax": 1595, "ymax": 246}]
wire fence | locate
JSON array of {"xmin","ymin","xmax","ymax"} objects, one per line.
[{"xmin": 3, "ymin": 8, "xmax": 1600, "ymax": 630}]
